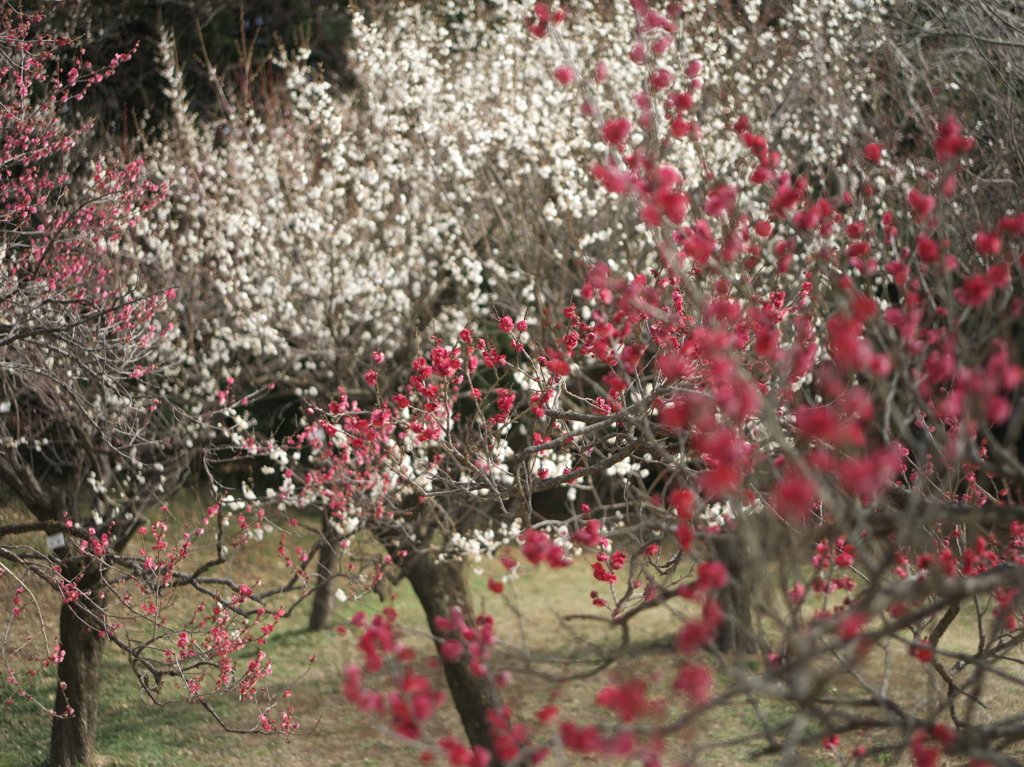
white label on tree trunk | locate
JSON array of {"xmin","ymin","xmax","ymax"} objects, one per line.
[{"xmin": 45, "ymin": 532, "xmax": 65, "ymax": 551}]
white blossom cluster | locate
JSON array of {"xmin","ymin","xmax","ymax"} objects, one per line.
[
  {"xmin": 443, "ymin": 519, "xmax": 524, "ymax": 563},
  {"xmin": 136, "ymin": 37, "xmax": 480, "ymax": 405},
  {"xmin": 130, "ymin": 0, "xmax": 886, "ymax": 414},
  {"xmin": 679, "ymin": 0, "xmax": 886, "ymax": 167}
]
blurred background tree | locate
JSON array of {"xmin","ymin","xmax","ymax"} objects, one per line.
[{"xmin": 38, "ymin": 0, "xmax": 354, "ymax": 132}]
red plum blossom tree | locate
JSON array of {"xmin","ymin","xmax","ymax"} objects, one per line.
[
  {"xmin": 0, "ymin": 8, "xmax": 305, "ymax": 765},
  {"xmin": 272, "ymin": 2, "xmax": 1024, "ymax": 765}
]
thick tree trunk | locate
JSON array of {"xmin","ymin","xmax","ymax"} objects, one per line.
[
  {"xmin": 49, "ymin": 573, "xmax": 105, "ymax": 767},
  {"xmin": 404, "ymin": 553, "xmax": 501, "ymax": 755},
  {"xmin": 308, "ymin": 535, "xmax": 339, "ymax": 631},
  {"xmin": 709, "ymin": 529, "xmax": 755, "ymax": 653}
]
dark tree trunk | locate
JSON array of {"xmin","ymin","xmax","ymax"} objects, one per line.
[
  {"xmin": 308, "ymin": 534, "xmax": 339, "ymax": 631},
  {"xmin": 404, "ymin": 553, "xmax": 501, "ymax": 755},
  {"xmin": 49, "ymin": 570, "xmax": 105, "ymax": 767},
  {"xmin": 709, "ymin": 528, "xmax": 755, "ymax": 653}
]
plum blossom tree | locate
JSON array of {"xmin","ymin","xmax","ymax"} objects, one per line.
[
  {"xmin": 0, "ymin": 8, "xmax": 307, "ymax": 765},
  {"xmin": 0, "ymin": 8, "xmax": 179, "ymax": 762},
  {"xmin": 132, "ymin": 0, "xmax": 900, "ymax": 637},
  {"xmin": 271, "ymin": 2, "xmax": 1024, "ymax": 765}
]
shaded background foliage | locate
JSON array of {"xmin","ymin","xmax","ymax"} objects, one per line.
[
  {"xmin": 879, "ymin": 0, "xmax": 1024, "ymax": 219},
  {"xmin": 36, "ymin": 0, "xmax": 354, "ymax": 131}
]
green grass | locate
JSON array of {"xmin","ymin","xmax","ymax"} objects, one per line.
[
  {"xmin": 1, "ymin": 514, "xmax": 681, "ymax": 767},
  {"xmin": 0, "ymin": 491, "xmax": 430, "ymax": 767},
  {"xmin": 0, "ymin": 510, "xmax": 866, "ymax": 767},
  {"xmin": 8, "ymin": 494, "xmax": 1024, "ymax": 767},
  {"xmin": 1, "ymin": 575, "xmax": 436, "ymax": 767},
  {"xmin": 1, "ymin": 653, "xmax": 214, "ymax": 767}
]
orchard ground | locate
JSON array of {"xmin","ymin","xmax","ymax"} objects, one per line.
[{"xmin": 3, "ymin": 492, "xmax": 1024, "ymax": 767}]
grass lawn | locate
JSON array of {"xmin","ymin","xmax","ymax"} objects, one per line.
[
  {"xmin": 0, "ymin": 527, "xmax": 634, "ymax": 767},
  {"xmin": 4, "ymin": 493, "xmax": 1024, "ymax": 766}
]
